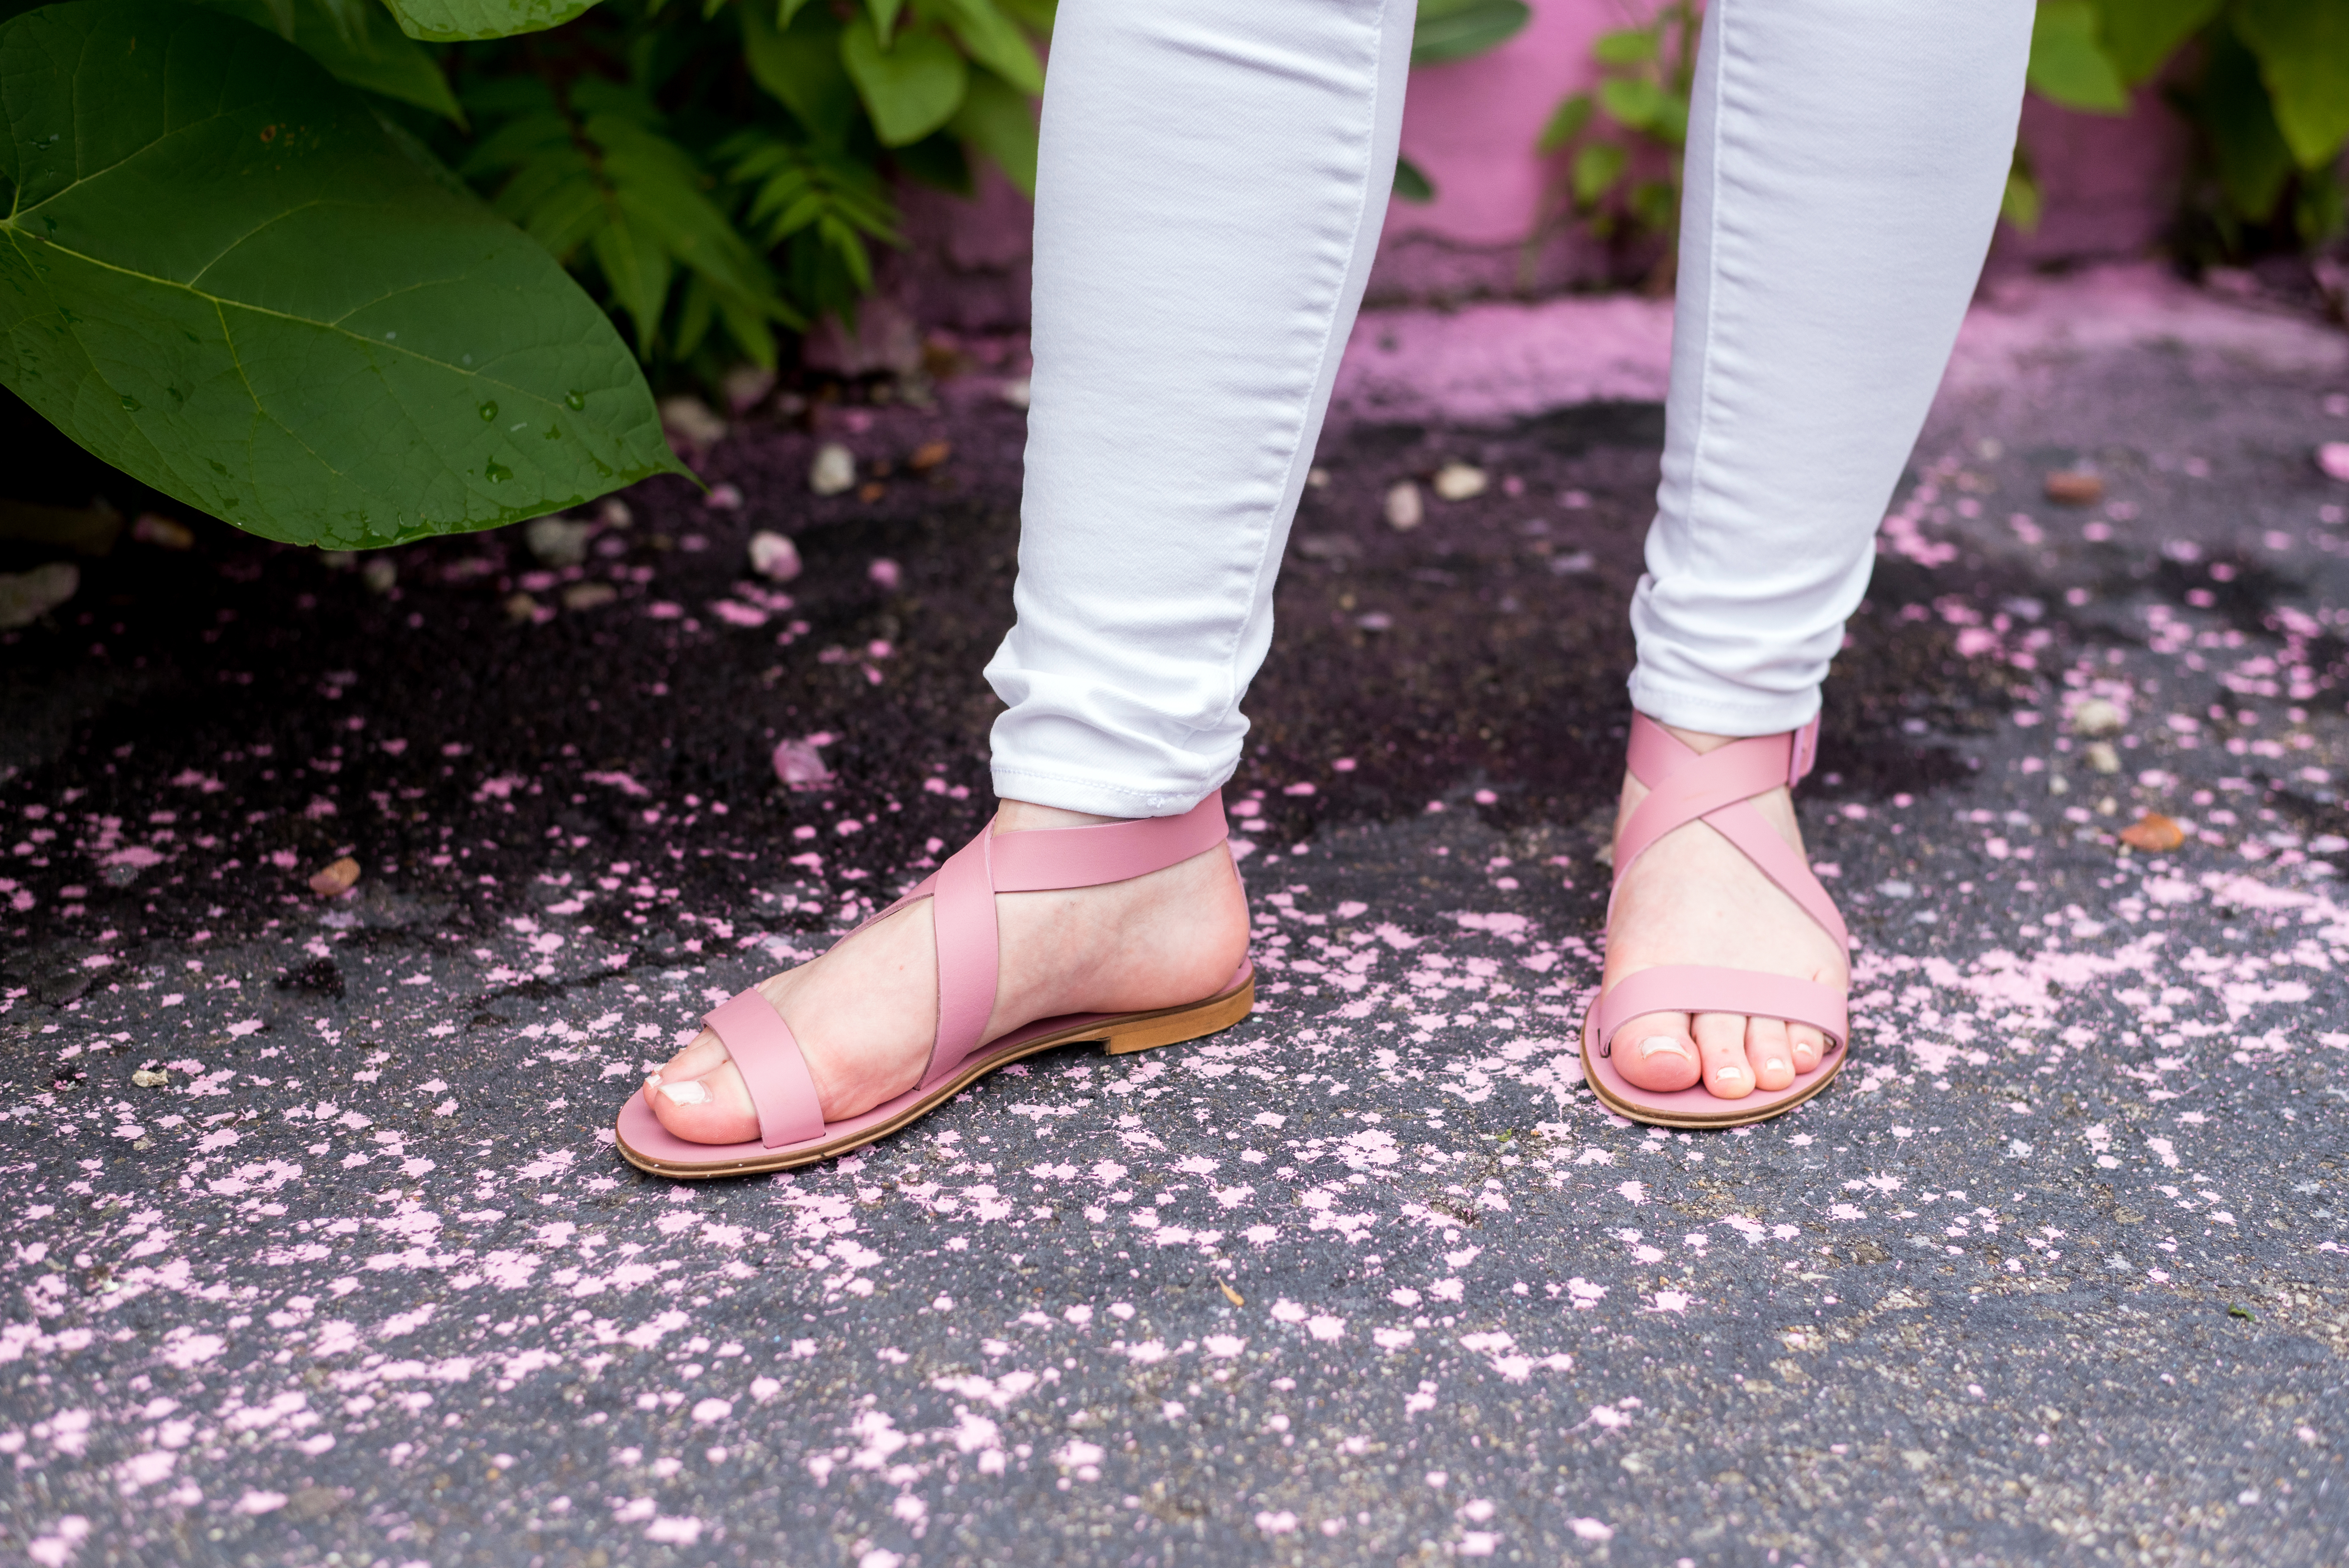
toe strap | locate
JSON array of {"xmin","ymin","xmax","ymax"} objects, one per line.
[
  {"xmin": 705, "ymin": 989, "xmax": 825, "ymax": 1149},
  {"xmin": 1594, "ymin": 966, "xmax": 1847, "ymax": 1057}
]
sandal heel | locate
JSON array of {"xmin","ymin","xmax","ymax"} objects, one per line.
[{"xmin": 1102, "ymin": 979, "xmax": 1255, "ymax": 1055}]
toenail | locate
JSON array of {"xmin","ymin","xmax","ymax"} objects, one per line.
[
  {"xmin": 658, "ymin": 1079, "xmax": 711, "ymax": 1107},
  {"xmin": 1766, "ymin": 1058, "xmax": 1785, "ymax": 1072},
  {"xmin": 1714, "ymin": 1065, "xmax": 1744, "ymax": 1082},
  {"xmin": 1636, "ymin": 1036, "xmax": 1690, "ymax": 1060}
]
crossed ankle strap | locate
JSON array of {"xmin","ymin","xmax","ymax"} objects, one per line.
[{"xmin": 700, "ymin": 794, "xmax": 1230, "ymax": 1147}]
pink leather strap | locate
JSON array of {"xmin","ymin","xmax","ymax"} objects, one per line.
[
  {"xmin": 1593, "ymin": 965, "xmax": 1848, "ymax": 1055},
  {"xmin": 990, "ymin": 796, "xmax": 1229, "ymax": 891},
  {"xmin": 1612, "ymin": 714, "xmax": 1848, "ymax": 952},
  {"xmin": 922, "ymin": 826, "xmax": 1001, "ymax": 1090},
  {"xmin": 704, "ymin": 988, "xmax": 824, "ymax": 1149}
]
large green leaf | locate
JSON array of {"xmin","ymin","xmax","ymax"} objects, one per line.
[
  {"xmin": 2233, "ymin": 0, "xmax": 2349, "ymax": 170},
  {"xmin": 934, "ymin": 0, "xmax": 1042, "ymax": 95},
  {"xmin": 840, "ymin": 15, "xmax": 966, "ymax": 146},
  {"xmin": 0, "ymin": 0, "xmax": 681, "ymax": 548},
  {"xmin": 193, "ymin": 0, "xmax": 462, "ymax": 120},
  {"xmin": 1411, "ymin": 0, "xmax": 1528, "ymax": 65},
  {"xmin": 2091, "ymin": 0, "xmax": 2219, "ymax": 84},
  {"xmin": 2194, "ymin": 17, "xmax": 2294, "ymax": 219},
  {"xmin": 2027, "ymin": 0, "xmax": 2128, "ymax": 112},
  {"xmin": 949, "ymin": 65, "xmax": 1037, "ymax": 195},
  {"xmin": 380, "ymin": 0, "xmax": 596, "ymax": 43}
]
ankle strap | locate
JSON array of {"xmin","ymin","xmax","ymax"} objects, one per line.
[{"xmin": 988, "ymin": 794, "xmax": 1230, "ymax": 892}]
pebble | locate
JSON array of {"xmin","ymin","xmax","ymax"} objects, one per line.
[
  {"xmin": 2319, "ymin": 443, "xmax": 2349, "ymax": 482},
  {"xmin": 749, "ymin": 531, "xmax": 802, "ymax": 582},
  {"xmin": 2043, "ymin": 468, "xmax": 2103, "ymax": 505},
  {"xmin": 132, "ymin": 513, "xmax": 193, "ymax": 550},
  {"xmin": 999, "ymin": 377, "xmax": 1032, "ymax": 410},
  {"xmin": 1384, "ymin": 481, "xmax": 1424, "ymax": 531},
  {"xmin": 1432, "ymin": 461, "xmax": 1487, "ymax": 501},
  {"xmin": 130, "ymin": 1069, "xmax": 169, "ymax": 1088},
  {"xmin": 810, "ymin": 443, "xmax": 857, "ymax": 496},
  {"xmin": 600, "ymin": 498, "xmax": 633, "ymax": 528},
  {"xmin": 908, "ymin": 440, "xmax": 952, "ymax": 472},
  {"xmin": 308, "ymin": 856, "xmax": 361, "ymax": 897},
  {"xmin": 524, "ymin": 516, "xmax": 592, "ymax": 567},
  {"xmin": 0, "ymin": 561, "xmax": 79, "ymax": 629},
  {"xmin": 2083, "ymin": 740, "xmax": 2121, "ymax": 774},
  {"xmin": 561, "ymin": 582, "xmax": 618, "ymax": 612},
  {"xmin": 659, "ymin": 395, "xmax": 727, "ymax": 449},
  {"xmin": 504, "ymin": 592, "xmax": 542, "ymax": 624},
  {"xmin": 361, "ymin": 557, "xmax": 397, "ymax": 595},
  {"xmin": 1306, "ymin": 467, "xmax": 1331, "ymax": 489},
  {"xmin": 2118, "ymin": 812, "xmax": 2184, "ymax": 853},
  {"xmin": 722, "ymin": 365, "xmax": 776, "ymax": 414},
  {"xmin": 2069, "ymin": 697, "xmax": 2123, "ymax": 735}
]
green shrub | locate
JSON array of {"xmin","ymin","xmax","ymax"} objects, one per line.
[{"xmin": 0, "ymin": 0, "xmax": 1046, "ymax": 549}]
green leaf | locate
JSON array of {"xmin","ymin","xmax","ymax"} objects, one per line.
[
  {"xmin": 1411, "ymin": 0, "xmax": 1527, "ymax": 65},
  {"xmin": 865, "ymin": 0, "xmax": 900, "ymax": 45},
  {"xmin": 191, "ymin": 0, "xmax": 461, "ymax": 121},
  {"xmin": 2233, "ymin": 0, "xmax": 2349, "ymax": 170},
  {"xmin": 2002, "ymin": 144, "xmax": 2043, "ymax": 231},
  {"xmin": 841, "ymin": 16, "xmax": 967, "ymax": 145},
  {"xmin": 949, "ymin": 65, "xmax": 1039, "ymax": 195},
  {"xmin": 2294, "ymin": 163, "xmax": 2345, "ymax": 246},
  {"xmin": 2028, "ymin": 0, "xmax": 2128, "ymax": 112},
  {"xmin": 1590, "ymin": 26, "xmax": 1657, "ymax": 67},
  {"xmin": 991, "ymin": 0, "xmax": 1052, "ymax": 28},
  {"xmin": 0, "ymin": 0, "xmax": 680, "ymax": 548},
  {"xmin": 1597, "ymin": 74, "xmax": 1667, "ymax": 132},
  {"xmin": 2193, "ymin": 18, "xmax": 2294, "ymax": 219},
  {"xmin": 2091, "ymin": 0, "xmax": 2219, "ymax": 84},
  {"xmin": 1537, "ymin": 91, "xmax": 1592, "ymax": 153},
  {"xmin": 1571, "ymin": 139, "xmax": 1627, "ymax": 206},
  {"xmin": 381, "ymin": 0, "xmax": 597, "ymax": 42},
  {"xmin": 1393, "ymin": 153, "xmax": 1434, "ymax": 204},
  {"xmin": 778, "ymin": 0, "xmax": 814, "ymax": 22},
  {"xmin": 933, "ymin": 0, "xmax": 1044, "ymax": 95},
  {"xmin": 742, "ymin": 0, "xmax": 858, "ymax": 143}
]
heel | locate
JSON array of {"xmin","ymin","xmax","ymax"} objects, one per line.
[{"xmin": 1102, "ymin": 979, "xmax": 1255, "ymax": 1055}]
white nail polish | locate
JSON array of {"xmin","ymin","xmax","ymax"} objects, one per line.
[
  {"xmin": 1636, "ymin": 1036, "xmax": 1690, "ymax": 1059},
  {"xmin": 658, "ymin": 1079, "xmax": 711, "ymax": 1107},
  {"xmin": 1766, "ymin": 1058, "xmax": 1785, "ymax": 1073},
  {"xmin": 1714, "ymin": 1065, "xmax": 1744, "ymax": 1081}
]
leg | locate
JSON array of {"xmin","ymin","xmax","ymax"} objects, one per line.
[
  {"xmin": 1608, "ymin": 0, "xmax": 2033, "ymax": 1098},
  {"xmin": 646, "ymin": 0, "xmax": 1416, "ymax": 1144}
]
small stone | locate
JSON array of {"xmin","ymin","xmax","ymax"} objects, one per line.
[
  {"xmin": 2069, "ymin": 697, "xmax": 2123, "ymax": 735},
  {"xmin": 1306, "ymin": 467, "xmax": 1331, "ymax": 490},
  {"xmin": 907, "ymin": 440, "xmax": 952, "ymax": 472},
  {"xmin": 704, "ymin": 482, "xmax": 743, "ymax": 511},
  {"xmin": 504, "ymin": 592, "xmax": 542, "ymax": 624},
  {"xmin": 361, "ymin": 557, "xmax": 397, "ymax": 595},
  {"xmin": 1356, "ymin": 610, "xmax": 1394, "ymax": 631},
  {"xmin": 2319, "ymin": 443, "xmax": 2349, "ymax": 482},
  {"xmin": 308, "ymin": 856, "xmax": 361, "ymax": 897},
  {"xmin": 131, "ymin": 1069, "xmax": 169, "ymax": 1088},
  {"xmin": 561, "ymin": 582, "xmax": 617, "ymax": 612},
  {"xmin": 721, "ymin": 364, "xmax": 777, "ymax": 414},
  {"xmin": 749, "ymin": 531, "xmax": 802, "ymax": 582},
  {"xmin": 600, "ymin": 498, "xmax": 633, "ymax": 529},
  {"xmin": 810, "ymin": 443, "xmax": 857, "ymax": 496},
  {"xmin": 857, "ymin": 480, "xmax": 886, "ymax": 503},
  {"xmin": 999, "ymin": 377, "xmax": 1032, "ymax": 410},
  {"xmin": 1431, "ymin": 461, "xmax": 1487, "ymax": 501},
  {"xmin": 524, "ymin": 515, "xmax": 592, "ymax": 567},
  {"xmin": 659, "ymin": 395, "xmax": 727, "ymax": 450},
  {"xmin": 2117, "ymin": 813, "xmax": 2185, "ymax": 853},
  {"xmin": 132, "ymin": 513, "xmax": 194, "ymax": 549},
  {"xmin": 1384, "ymin": 481, "xmax": 1424, "ymax": 532},
  {"xmin": 2043, "ymin": 468, "xmax": 2103, "ymax": 505},
  {"xmin": 869, "ymin": 558, "xmax": 902, "ymax": 590},
  {"xmin": 1295, "ymin": 534, "xmax": 1361, "ymax": 562},
  {"xmin": 2083, "ymin": 740, "xmax": 2121, "ymax": 774},
  {"xmin": 0, "ymin": 562, "xmax": 78, "ymax": 629},
  {"xmin": 2048, "ymin": 774, "xmax": 2068, "ymax": 795}
]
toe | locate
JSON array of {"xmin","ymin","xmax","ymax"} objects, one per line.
[
  {"xmin": 654, "ymin": 1027, "xmax": 734, "ymax": 1084},
  {"xmin": 1747, "ymin": 1018, "xmax": 1794, "ymax": 1091},
  {"xmin": 647, "ymin": 1033, "xmax": 760, "ymax": 1144},
  {"xmin": 1692, "ymin": 1012, "xmax": 1754, "ymax": 1100},
  {"xmin": 1788, "ymin": 1023, "xmax": 1826, "ymax": 1074},
  {"xmin": 1612, "ymin": 1012, "xmax": 1700, "ymax": 1092}
]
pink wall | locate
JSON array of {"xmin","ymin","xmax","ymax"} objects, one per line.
[{"xmin": 817, "ymin": 0, "xmax": 2189, "ymax": 366}]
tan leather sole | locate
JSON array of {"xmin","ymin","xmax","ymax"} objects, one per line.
[{"xmin": 615, "ymin": 974, "xmax": 1255, "ymax": 1180}]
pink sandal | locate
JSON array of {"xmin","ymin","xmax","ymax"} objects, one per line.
[
  {"xmin": 1582, "ymin": 714, "xmax": 1850, "ymax": 1128},
  {"xmin": 615, "ymin": 794, "xmax": 1255, "ymax": 1178}
]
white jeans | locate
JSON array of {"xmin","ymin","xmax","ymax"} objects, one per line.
[{"xmin": 986, "ymin": 0, "xmax": 2033, "ymax": 818}]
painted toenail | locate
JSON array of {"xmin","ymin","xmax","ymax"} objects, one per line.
[
  {"xmin": 1636, "ymin": 1036, "xmax": 1690, "ymax": 1060},
  {"xmin": 1714, "ymin": 1065, "xmax": 1744, "ymax": 1082},
  {"xmin": 1766, "ymin": 1058, "xmax": 1785, "ymax": 1072},
  {"xmin": 658, "ymin": 1079, "xmax": 711, "ymax": 1107}
]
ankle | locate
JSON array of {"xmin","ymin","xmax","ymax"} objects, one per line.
[{"xmin": 994, "ymin": 798, "xmax": 1125, "ymax": 834}]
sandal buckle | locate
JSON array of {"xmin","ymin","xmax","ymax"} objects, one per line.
[{"xmin": 1787, "ymin": 715, "xmax": 1820, "ymax": 788}]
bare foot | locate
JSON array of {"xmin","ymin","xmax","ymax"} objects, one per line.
[
  {"xmin": 643, "ymin": 801, "xmax": 1251, "ymax": 1144},
  {"xmin": 1602, "ymin": 723, "xmax": 1847, "ymax": 1100}
]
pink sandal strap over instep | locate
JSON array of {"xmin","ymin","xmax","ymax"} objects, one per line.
[
  {"xmin": 615, "ymin": 794, "xmax": 1256, "ymax": 1178},
  {"xmin": 1581, "ymin": 713, "xmax": 1850, "ymax": 1128}
]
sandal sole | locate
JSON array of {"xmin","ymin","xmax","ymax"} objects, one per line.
[
  {"xmin": 1580, "ymin": 1016, "xmax": 1845, "ymax": 1129},
  {"xmin": 615, "ymin": 974, "xmax": 1255, "ymax": 1179}
]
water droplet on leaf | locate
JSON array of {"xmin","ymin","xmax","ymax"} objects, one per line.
[
  {"xmin": 119, "ymin": 394, "xmax": 140, "ymax": 411},
  {"xmin": 485, "ymin": 459, "xmax": 511, "ymax": 482},
  {"xmin": 478, "ymin": 401, "xmax": 498, "ymax": 422},
  {"xmin": 564, "ymin": 391, "xmax": 585, "ymax": 411}
]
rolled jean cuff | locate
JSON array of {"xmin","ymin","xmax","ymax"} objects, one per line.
[
  {"xmin": 987, "ymin": 765, "xmax": 1224, "ymax": 820},
  {"xmin": 1624, "ymin": 668, "xmax": 1822, "ymax": 739}
]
